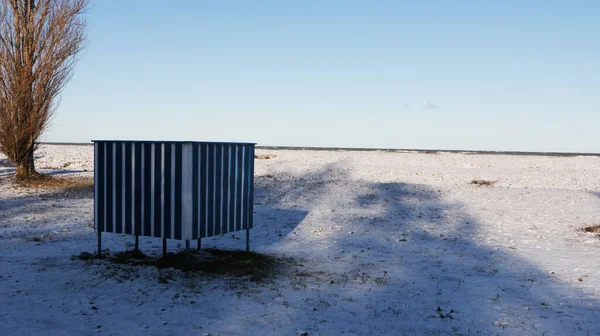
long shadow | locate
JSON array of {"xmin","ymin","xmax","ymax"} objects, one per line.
[
  {"xmin": 0, "ymin": 158, "xmax": 14, "ymax": 166},
  {"xmin": 249, "ymin": 162, "xmax": 600, "ymax": 335},
  {"xmin": 44, "ymin": 169, "xmax": 89, "ymax": 176},
  {"xmin": 0, "ymin": 167, "xmax": 15, "ymax": 176},
  {"xmin": 198, "ymin": 170, "xmax": 319, "ymax": 250},
  {"xmin": 0, "ymin": 181, "xmax": 94, "ymax": 228}
]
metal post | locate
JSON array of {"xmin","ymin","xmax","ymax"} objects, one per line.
[
  {"xmin": 246, "ymin": 227, "xmax": 250, "ymax": 252},
  {"xmin": 97, "ymin": 231, "xmax": 102, "ymax": 257},
  {"xmin": 185, "ymin": 240, "xmax": 190, "ymax": 264},
  {"xmin": 135, "ymin": 236, "xmax": 139, "ymax": 251},
  {"xmin": 197, "ymin": 238, "xmax": 201, "ymax": 251},
  {"xmin": 162, "ymin": 238, "xmax": 167, "ymax": 258}
]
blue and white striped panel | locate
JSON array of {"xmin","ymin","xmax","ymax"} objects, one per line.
[{"xmin": 94, "ymin": 141, "xmax": 255, "ymax": 241}]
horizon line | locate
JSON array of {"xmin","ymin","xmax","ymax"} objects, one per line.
[{"xmin": 38, "ymin": 142, "xmax": 600, "ymax": 158}]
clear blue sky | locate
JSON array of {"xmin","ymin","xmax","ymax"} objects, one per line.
[{"xmin": 48, "ymin": 0, "xmax": 600, "ymax": 153}]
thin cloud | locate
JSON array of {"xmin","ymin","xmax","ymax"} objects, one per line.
[{"xmin": 423, "ymin": 101, "xmax": 439, "ymax": 110}]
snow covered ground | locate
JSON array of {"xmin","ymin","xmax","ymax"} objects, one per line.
[{"xmin": 1, "ymin": 144, "xmax": 600, "ymax": 336}]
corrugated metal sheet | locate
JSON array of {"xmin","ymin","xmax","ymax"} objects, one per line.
[{"xmin": 93, "ymin": 141, "xmax": 255, "ymax": 241}]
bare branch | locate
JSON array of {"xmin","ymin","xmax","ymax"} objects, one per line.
[{"xmin": 0, "ymin": 0, "xmax": 88, "ymax": 179}]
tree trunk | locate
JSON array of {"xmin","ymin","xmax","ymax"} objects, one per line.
[{"xmin": 14, "ymin": 146, "xmax": 37, "ymax": 180}]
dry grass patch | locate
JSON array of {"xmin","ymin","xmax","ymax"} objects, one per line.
[
  {"xmin": 470, "ymin": 179, "xmax": 496, "ymax": 187},
  {"xmin": 76, "ymin": 248, "xmax": 284, "ymax": 281},
  {"xmin": 3, "ymin": 174, "xmax": 95, "ymax": 198},
  {"xmin": 582, "ymin": 225, "xmax": 600, "ymax": 233},
  {"xmin": 16, "ymin": 174, "xmax": 93, "ymax": 191},
  {"xmin": 255, "ymin": 154, "xmax": 277, "ymax": 160}
]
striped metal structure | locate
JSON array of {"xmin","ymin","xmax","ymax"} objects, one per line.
[{"xmin": 93, "ymin": 140, "xmax": 255, "ymax": 254}]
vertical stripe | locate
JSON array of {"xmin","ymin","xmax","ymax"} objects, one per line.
[
  {"xmin": 105, "ymin": 143, "xmax": 114, "ymax": 233},
  {"xmin": 174, "ymin": 143, "xmax": 183, "ymax": 240},
  {"xmin": 206, "ymin": 145, "xmax": 215, "ymax": 237},
  {"xmin": 94, "ymin": 144, "xmax": 98, "ymax": 230},
  {"xmin": 114, "ymin": 143, "xmax": 122, "ymax": 234},
  {"xmin": 94, "ymin": 143, "xmax": 98, "ymax": 231},
  {"xmin": 96, "ymin": 143, "xmax": 104, "ymax": 231},
  {"xmin": 226, "ymin": 145, "xmax": 233, "ymax": 233},
  {"xmin": 140, "ymin": 144, "xmax": 145, "ymax": 236},
  {"xmin": 248, "ymin": 145, "xmax": 255, "ymax": 229},
  {"xmin": 240, "ymin": 146, "xmax": 246, "ymax": 229},
  {"xmin": 124, "ymin": 143, "xmax": 132, "ymax": 234},
  {"xmin": 122, "ymin": 143, "xmax": 128, "ymax": 234},
  {"xmin": 181, "ymin": 144, "xmax": 193, "ymax": 240},
  {"xmin": 235, "ymin": 146, "xmax": 243, "ymax": 231},
  {"xmin": 143, "ymin": 143, "xmax": 152, "ymax": 236},
  {"xmin": 192, "ymin": 144, "xmax": 199, "ymax": 240},
  {"xmin": 160, "ymin": 144, "xmax": 166, "ymax": 237},
  {"xmin": 153, "ymin": 144, "xmax": 161, "ymax": 237},
  {"xmin": 221, "ymin": 145, "xmax": 229, "ymax": 234},
  {"xmin": 201, "ymin": 144, "xmax": 208, "ymax": 238},
  {"xmin": 150, "ymin": 144, "xmax": 155, "ymax": 237},
  {"xmin": 170, "ymin": 144, "xmax": 176, "ymax": 239},
  {"xmin": 235, "ymin": 146, "xmax": 244, "ymax": 231},
  {"xmin": 102, "ymin": 143, "xmax": 107, "ymax": 232},
  {"xmin": 246, "ymin": 146, "xmax": 254, "ymax": 228},
  {"xmin": 134, "ymin": 143, "xmax": 142, "ymax": 236},
  {"xmin": 164, "ymin": 143, "xmax": 171, "ymax": 238},
  {"xmin": 112, "ymin": 143, "xmax": 117, "ymax": 233},
  {"xmin": 215, "ymin": 145, "xmax": 222, "ymax": 235},
  {"xmin": 129, "ymin": 143, "xmax": 135, "ymax": 235},
  {"xmin": 213, "ymin": 145, "xmax": 219, "ymax": 236},
  {"xmin": 207, "ymin": 145, "xmax": 214, "ymax": 237}
]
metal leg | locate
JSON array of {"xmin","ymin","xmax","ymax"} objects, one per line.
[
  {"xmin": 135, "ymin": 235, "xmax": 139, "ymax": 251},
  {"xmin": 246, "ymin": 227, "xmax": 250, "ymax": 252},
  {"xmin": 197, "ymin": 238, "xmax": 201, "ymax": 251},
  {"xmin": 162, "ymin": 238, "xmax": 167, "ymax": 258},
  {"xmin": 97, "ymin": 231, "xmax": 102, "ymax": 257}
]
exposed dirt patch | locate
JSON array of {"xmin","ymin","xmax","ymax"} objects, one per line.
[
  {"xmin": 255, "ymin": 154, "xmax": 277, "ymax": 160},
  {"xmin": 75, "ymin": 248, "xmax": 285, "ymax": 281},
  {"xmin": 470, "ymin": 179, "xmax": 496, "ymax": 187},
  {"xmin": 6, "ymin": 175, "xmax": 94, "ymax": 198},
  {"xmin": 582, "ymin": 225, "xmax": 600, "ymax": 233}
]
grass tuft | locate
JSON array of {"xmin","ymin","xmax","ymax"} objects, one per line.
[
  {"xmin": 255, "ymin": 154, "xmax": 277, "ymax": 160},
  {"xmin": 470, "ymin": 179, "xmax": 495, "ymax": 187}
]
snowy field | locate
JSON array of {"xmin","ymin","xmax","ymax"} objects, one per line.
[{"xmin": 1, "ymin": 144, "xmax": 600, "ymax": 336}]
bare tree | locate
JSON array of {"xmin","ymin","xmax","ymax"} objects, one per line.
[{"xmin": 0, "ymin": 0, "xmax": 87, "ymax": 180}]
